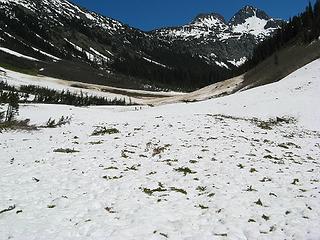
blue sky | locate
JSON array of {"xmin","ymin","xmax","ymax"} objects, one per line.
[{"xmin": 70, "ymin": 0, "xmax": 316, "ymax": 31}]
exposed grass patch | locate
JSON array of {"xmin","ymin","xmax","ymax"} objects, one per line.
[
  {"xmin": 174, "ymin": 167, "xmax": 196, "ymax": 176},
  {"xmin": 260, "ymin": 177, "xmax": 272, "ymax": 182},
  {"xmin": 264, "ymin": 155, "xmax": 280, "ymax": 160},
  {"xmin": 246, "ymin": 185, "xmax": 257, "ymax": 192},
  {"xmin": 92, "ymin": 126, "xmax": 120, "ymax": 136},
  {"xmin": 214, "ymin": 233, "xmax": 228, "ymax": 237},
  {"xmin": 291, "ymin": 178, "xmax": 300, "ymax": 185},
  {"xmin": 159, "ymin": 159, "xmax": 178, "ymax": 166},
  {"xmin": 89, "ymin": 141, "xmax": 103, "ymax": 145},
  {"xmin": 121, "ymin": 149, "xmax": 135, "ymax": 159},
  {"xmin": 124, "ymin": 164, "xmax": 140, "ymax": 171},
  {"xmin": 170, "ymin": 187, "xmax": 187, "ymax": 195},
  {"xmin": 103, "ymin": 175, "xmax": 123, "ymax": 180},
  {"xmin": 249, "ymin": 168, "xmax": 258, "ymax": 173},
  {"xmin": 0, "ymin": 205, "xmax": 16, "ymax": 215},
  {"xmin": 159, "ymin": 233, "xmax": 168, "ymax": 238},
  {"xmin": 142, "ymin": 187, "xmax": 167, "ymax": 196},
  {"xmin": 104, "ymin": 166, "xmax": 118, "ymax": 170},
  {"xmin": 152, "ymin": 144, "xmax": 171, "ymax": 157},
  {"xmin": 255, "ymin": 117, "xmax": 296, "ymax": 130},
  {"xmin": 203, "ymin": 114, "xmax": 296, "ymax": 130},
  {"xmin": 237, "ymin": 163, "xmax": 245, "ymax": 169},
  {"xmin": 197, "ymin": 204, "xmax": 209, "ymax": 209},
  {"xmin": 254, "ymin": 199, "xmax": 263, "ymax": 206},
  {"xmin": 196, "ymin": 186, "xmax": 207, "ymax": 192},
  {"xmin": 105, "ymin": 207, "xmax": 116, "ymax": 213},
  {"xmin": 278, "ymin": 143, "xmax": 290, "ymax": 149},
  {"xmin": 53, "ymin": 148, "xmax": 79, "ymax": 153}
]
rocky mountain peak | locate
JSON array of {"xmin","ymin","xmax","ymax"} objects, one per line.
[
  {"xmin": 193, "ymin": 13, "xmax": 226, "ymax": 24},
  {"xmin": 229, "ymin": 5, "xmax": 270, "ymax": 26}
]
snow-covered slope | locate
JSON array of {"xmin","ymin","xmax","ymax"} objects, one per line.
[
  {"xmin": 1, "ymin": 58, "xmax": 319, "ymax": 239},
  {"xmin": 156, "ymin": 13, "xmax": 230, "ymax": 40},
  {"xmin": 230, "ymin": 6, "xmax": 284, "ymax": 40}
]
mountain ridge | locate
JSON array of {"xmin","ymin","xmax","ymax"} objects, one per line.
[
  {"xmin": 153, "ymin": 5, "xmax": 285, "ymax": 66},
  {"xmin": 0, "ymin": 0, "xmax": 285, "ymax": 90}
]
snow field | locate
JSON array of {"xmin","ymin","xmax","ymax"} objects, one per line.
[{"xmin": 0, "ymin": 59, "xmax": 320, "ymax": 239}]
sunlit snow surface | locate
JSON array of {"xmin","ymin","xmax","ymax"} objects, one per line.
[
  {"xmin": 0, "ymin": 60, "xmax": 320, "ymax": 239},
  {"xmin": 232, "ymin": 16, "xmax": 278, "ymax": 39}
]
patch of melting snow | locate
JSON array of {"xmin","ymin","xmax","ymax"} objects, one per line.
[
  {"xmin": 64, "ymin": 38, "xmax": 83, "ymax": 52},
  {"xmin": 215, "ymin": 61, "xmax": 230, "ymax": 69},
  {"xmin": 228, "ymin": 57, "xmax": 247, "ymax": 67},
  {"xmin": 142, "ymin": 57, "xmax": 168, "ymax": 68},
  {"xmin": 89, "ymin": 47, "xmax": 110, "ymax": 62},
  {"xmin": 0, "ymin": 47, "xmax": 39, "ymax": 61},
  {"xmin": 31, "ymin": 47, "xmax": 61, "ymax": 61}
]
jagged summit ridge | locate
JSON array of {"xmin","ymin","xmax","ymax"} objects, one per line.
[
  {"xmin": 229, "ymin": 5, "xmax": 270, "ymax": 26},
  {"xmin": 153, "ymin": 5, "xmax": 284, "ymax": 67},
  {"xmin": 193, "ymin": 13, "xmax": 226, "ymax": 24}
]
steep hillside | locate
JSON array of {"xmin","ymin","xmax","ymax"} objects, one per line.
[{"xmin": 242, "ymin": 40, "xmax": 320, "ymax": 90}]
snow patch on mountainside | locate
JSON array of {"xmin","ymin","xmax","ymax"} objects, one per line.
[
  {"xmin": 142, "ymin": 57, "xmax": 168, "ymax": 68},
  {"xmin": 64, "ymin": 38, "xmax": 82, "ymax": 52},
  {"xmin": 215, "ymin": 61, "xmax": 229, "ymax": 69},
  {"xmin": 156, "ymin": 15, "xmax": 229, "ymax": 40},
  {"xmin": 0, "ymin": 47, "xmax": 39, "ymax": 61},
  {"xmin": 31, "ymin": 47, "xmax": 61, "ymax": 61},
  {"xmin": 89, "ymin": 48, "xmax": 110, "ymax": 62},
  {"xmin": 228, "ymin": 57, "xmax": 247, "ymax": 67},
  {"xmin": 232, "ymin": 16, "xmax": 278, "ymax": 39}
]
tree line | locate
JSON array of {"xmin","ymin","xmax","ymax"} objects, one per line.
[{"xmin": 0, "ymin": 81, "xmax": 133, "ymax": 106}]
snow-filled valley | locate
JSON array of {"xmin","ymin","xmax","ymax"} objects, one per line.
[{"xmin": 1, "ymin": 59, "xmax": 320, "ymax": 239}]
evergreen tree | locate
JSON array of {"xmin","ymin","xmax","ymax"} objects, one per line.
[
  {"xmin": 5, "ymin": 92, "xmax": 19, "ymax": 122},
  {"xmin": 0, "ymin": 110, "xmax": 4, "ymax": 122}
]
